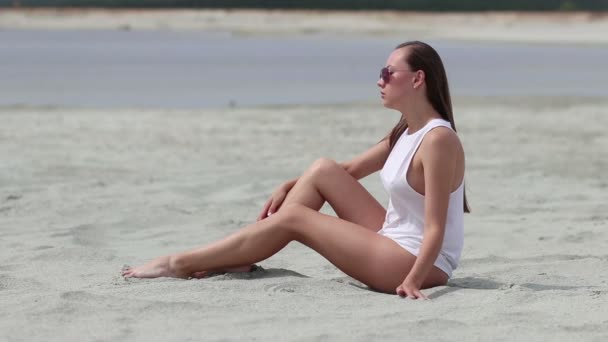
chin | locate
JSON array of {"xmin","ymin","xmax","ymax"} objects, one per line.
[{"xmin": 382, "ymin": 99, "xmax": 394, "ymax": 109}]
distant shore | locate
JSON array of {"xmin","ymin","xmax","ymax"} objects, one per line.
[{"xmin": 2, "ymin": 8, "xmax": 608, "ymax": 44}]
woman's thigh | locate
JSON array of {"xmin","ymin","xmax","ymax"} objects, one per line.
[
  {"xmin": 283, "ymin": 204, "xmax": 446, "ymax": 293},
  {"xmin": 305, "ymin": 158, "xmax": 386, "ymax": 232}
]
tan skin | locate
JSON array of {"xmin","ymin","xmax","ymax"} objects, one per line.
[{"xmin": 122, "ymin": 47, "xmax": 465, "ymax": 300}]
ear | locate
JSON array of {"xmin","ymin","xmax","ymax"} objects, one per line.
[{"xmin": 412, "ymin": 70, "xmax": 425, "ymax": 89}]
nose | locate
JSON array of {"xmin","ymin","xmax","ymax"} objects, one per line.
[{"xmin": 377, "ymin": 77, "xmax": 385, "ymax": 88}]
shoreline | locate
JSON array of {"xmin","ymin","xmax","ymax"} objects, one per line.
[
  {"xmin": 2, "ymin": 8, "xmax": 608, "ymax": 44},
  {"xmin": 3, "ymin": 95, "xmax": 608, "ymax": 112}
]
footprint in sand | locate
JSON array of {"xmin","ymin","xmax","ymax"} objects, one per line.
[
  {"xmin": 264, "ymin": 283, "xmax": 297, "ymax": 293},
  {"xmin": 50, "ymin": 223, "xmax": 111, "ymax": 247},
  {"xmin": 0, "ymin": 274, "xmax": 44, "ymax": 291},
  {"xmin": 560, "ymin": 231, "xmax": 597, "ymax": 243}
]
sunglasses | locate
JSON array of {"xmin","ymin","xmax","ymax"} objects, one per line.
[{"xmin": 379, "ymin": 67, "xmax": 413, "ymax": 84}]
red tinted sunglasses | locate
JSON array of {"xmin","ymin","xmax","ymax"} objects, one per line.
[{"xmin": 379, "ymin": 67, "xmax": 413, "ymax": 83}]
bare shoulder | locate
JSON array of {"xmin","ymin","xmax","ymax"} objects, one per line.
[
  {"xmin": 421, "ymin": 126, "xmax": 463, "ymax": 155},
  {"xmin": 419, "ymin": 126, "xmax": 465, "ymax": 190}
]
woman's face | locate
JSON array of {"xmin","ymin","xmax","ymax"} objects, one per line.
[{"xmin": 377, "ymin": 48, "xmax": 416, "ymax": 110}]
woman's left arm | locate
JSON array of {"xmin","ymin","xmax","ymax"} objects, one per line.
[{"xmin": 396, "ymin": 128, "xmax": 460, "ymax": 299}]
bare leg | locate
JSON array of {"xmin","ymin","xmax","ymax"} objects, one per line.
[
  {"xmin": 123, "ymin": 158, "xmax": 387, "ymax": 279},
  {"xmin": 121, "ymin": 256, "xmax": 177, "ymax": 279},
  {"xmin": 280, "ymin": 158, "xmax": 386, "ymax": 231},
  {"xmin": 213, "ymin": 158, "xmax": 386, "ymax": 273},
  {"xmin": 121, "ymin": 261, "xmax": 253, "ymax": 279},
  {"xmin": 122, "ymin": 204, "xmax": 447, "ymax": 292},
  {"xmin": 189, "ymin": 265, "xmax": 253, "ymax": 279}
]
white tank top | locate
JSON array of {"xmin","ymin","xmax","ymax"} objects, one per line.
[{"xmin": 377, "ymin": 118, "xmax": 464, "ymax": 278}]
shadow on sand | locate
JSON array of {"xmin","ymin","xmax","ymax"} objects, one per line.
[{"xmin": 201, "ymin": 266, "xmax": 309, "ymax": 281}]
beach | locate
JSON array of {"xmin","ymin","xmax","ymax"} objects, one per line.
[
  {"xmin": 1, "ymin": 9, "xmax": 608, "ymax": 342},
  {"xmin": 2, "ymin": 9, "xmax": 608, "ymax": 44}
]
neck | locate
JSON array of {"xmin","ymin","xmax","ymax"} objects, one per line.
[{"xmin": 398, "ymin": 97, "xmax": 442, "ymax": 134}]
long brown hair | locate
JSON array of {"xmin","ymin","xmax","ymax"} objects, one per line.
[{"xmin": 386, "ymin": 41, "xmax": 470, "ymax": 213}]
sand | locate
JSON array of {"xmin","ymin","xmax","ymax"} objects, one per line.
[
  {"xmin": 1, "ymin": 98, "xmax": 607, "ymax": 341},
  {"xmin": 1, "ymin": 9, "xmax": 608, "ymax": 342}
]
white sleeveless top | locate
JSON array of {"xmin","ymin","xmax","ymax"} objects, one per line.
[{"xmin": 377, "ymin": 118, "xmax": 464, "ymax": 278}]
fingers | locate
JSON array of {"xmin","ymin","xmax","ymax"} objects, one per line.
[
  {"xmin": 395, "ymin": 285, "xmax": 428, "ymax": 300},
  {"xmin": 268, "ymin": 194, "xmax": 285, "ymax": 215},
  {"xmin": 265, "ymin": 200, "xmax": 277, "ymax": 219},
  {"xmin": 268, "ymin": 203, "xmax": 278, "ymax": 216},
  {"xmin": 257, "ymin": 199, "xmax": 272, "ymax": 221},
  {"xmin": 413, "ymin": 289, "xmax": 428, "ymax": 300},
  {"xmin": 258, "ymin": 189, "xmax": 289, "ymax": 221}
]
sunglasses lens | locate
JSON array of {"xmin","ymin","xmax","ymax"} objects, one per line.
[{"xmin": 380, "ymin": 68, "xmax": 390, "ymax": 83}]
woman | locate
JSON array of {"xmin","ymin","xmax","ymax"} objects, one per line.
[{"xmin": 122, "ymin": 41, "xmax": 470, "ymax": 300}]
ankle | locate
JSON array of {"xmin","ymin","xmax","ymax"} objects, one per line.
[{"xmin": 168, "ymin": 254, "xmax": 190, "ymax": 276}]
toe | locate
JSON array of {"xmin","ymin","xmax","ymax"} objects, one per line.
[{"xmin": 191, "ymin": 271, "xmax": 208, "ymax": 279}]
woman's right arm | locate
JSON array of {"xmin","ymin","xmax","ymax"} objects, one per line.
[
  {"xmin": 257, "ymin": 137, "xmax": 391, "ymax": 221},
  {"xmin": 340, "ymin": 137, "xmax": 391, "ymax": 180},
  {"xmin": 283, "ymin": 137, "xmax": 389, "ymax": 187}
]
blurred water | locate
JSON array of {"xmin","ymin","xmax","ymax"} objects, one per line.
[{"xmin": 1, "ymin": 29, "xmax": 607, "ymax": 108}]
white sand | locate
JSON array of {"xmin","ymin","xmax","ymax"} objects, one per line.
[
  {"xmin": 2, "ymin": 9, "xmax": 608, "ymax": 44},
  {"xmin": 1, "ymin": 97, "xmax": 607, "ymax": 341},
  {"xmin": 1, "ymin": 8, "xmax": 608, "ymax": 341}
]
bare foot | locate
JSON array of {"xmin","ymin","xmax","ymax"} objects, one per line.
[
  {"xmin": 190, "ymin": 265, "xmax": 257, "ymax": 279},
  {"xmin": 122, "ymin": 256, "xmax": 185, "ymax": 279}
]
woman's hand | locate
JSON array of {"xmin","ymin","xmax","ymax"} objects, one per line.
[
  {"xmin": 396, "ymin": 278, "xmax": 428, "ymax": 300},
  {"xmin": 257, "ymin": 185, "xmax": 290, "ymax": 221}
]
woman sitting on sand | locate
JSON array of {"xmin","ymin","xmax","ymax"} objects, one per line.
[{"xmin": 122, "ymin": 40, "xmax": 470, "ymax": 300}]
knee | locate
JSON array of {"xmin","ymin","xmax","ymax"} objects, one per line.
[
  {"xmin": 274, "ymin": 204, "xmax": 320, "ymax": 241},
  {"xmin": 308, "ymin": 158, "xmax": 340, "ymax": 178},
  {"xmin": 277, "ymin": 203, "xmax": 305, "ymax": 223},
  {"xmin": 275, "ymin": 203, "xmax": 309, "ymax": 234}
]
